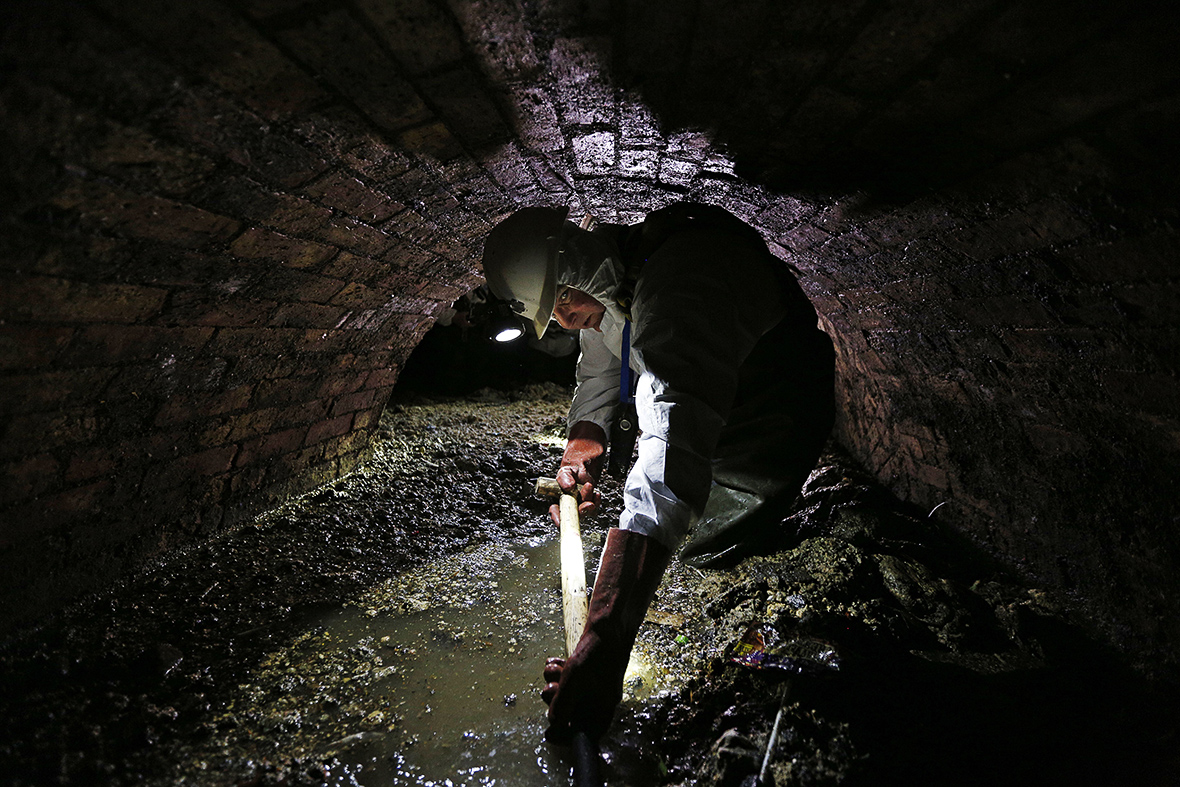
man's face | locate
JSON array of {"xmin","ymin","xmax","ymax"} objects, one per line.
[{"xmin": 553, "ymin": 286, "xmax": 606, "ymax": 332}]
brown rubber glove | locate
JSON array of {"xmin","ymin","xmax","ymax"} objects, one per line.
[
  {"xmin": 541, "ymin": 528, "xmax": 673, "ymax": 742},
  {"xmin": 550, "ymin": 420, "xmax": 607, "ymax": 522}
]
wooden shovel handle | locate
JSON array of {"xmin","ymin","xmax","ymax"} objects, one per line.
[
  {"xmin": 555, "ymin": 491, "xmax": 604, "ymax": 787},
  {"xmin": 559, "ymin": 492, "xmax": 589, "ymax": 657}
]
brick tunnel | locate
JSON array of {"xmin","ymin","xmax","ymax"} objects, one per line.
[{"xmin": 1, "ymin": 0, "xmax": 1177, "ymax": 703}]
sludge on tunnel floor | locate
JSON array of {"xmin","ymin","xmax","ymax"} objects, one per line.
[{"xmin": 0, "ymin": 383, "xmax": 1177, "ymax": 786}]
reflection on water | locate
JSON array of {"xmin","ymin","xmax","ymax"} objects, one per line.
[{"xmin": 314, "ymin": 538, "xmax": 663, "ymax": 786}]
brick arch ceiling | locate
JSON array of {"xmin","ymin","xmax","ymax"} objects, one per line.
[{"xmin": 1, "ymin": 0, "xmax": 1177, "ymax": 672}]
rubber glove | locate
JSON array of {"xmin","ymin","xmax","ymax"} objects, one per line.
[
  {"xmin": 541, "ymin": 528, "xmax": 673, "ymax": 742},
  {"xmin": 551, "ymin": 420, "xmax": 606, "ymax": 522}
]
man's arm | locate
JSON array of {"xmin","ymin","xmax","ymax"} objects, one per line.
[
  {"xmin": 553, "ymin": 326, "xmax": 620, "ymax": 520},
  {"xmin": 566, "ymin": 324, "xmax": 621, "ymax": 437},
  {"xmin": 542, "ymin": 526, "xmax": 672, "ymax": 741}
]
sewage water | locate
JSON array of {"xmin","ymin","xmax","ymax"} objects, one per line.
[{"xmin": 310, "ymin": 537, "xmax": 665, "ymax": 786}]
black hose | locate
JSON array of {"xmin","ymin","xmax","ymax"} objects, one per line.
[{"xmin": 572, "ymin": 731, "xmax": 604, "ymax": 787}]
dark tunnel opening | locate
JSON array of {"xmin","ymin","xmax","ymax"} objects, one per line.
[{"xmin": 394, "ymin": 294, "xmax": 577, "ymax": 397}]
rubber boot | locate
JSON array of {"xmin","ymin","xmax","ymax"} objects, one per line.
[
  {"xmin": 546, "ymin": 527, "xmax": 673, "ymax": 741},
  {"xmin": 680, "ymin": 324, "xmax": 835, "ymax": 568}
]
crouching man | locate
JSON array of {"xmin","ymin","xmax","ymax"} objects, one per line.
[{"xmin": 481, "ymin": 202, "xmax": 835, "ymax": 741}]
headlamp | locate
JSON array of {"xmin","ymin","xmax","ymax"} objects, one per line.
[{"xmin": 486, "ymin": 301, "xmax": 525, "ymax": 343}]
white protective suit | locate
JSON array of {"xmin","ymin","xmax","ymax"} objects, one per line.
[{"xmin": 559, "ymin": 218, "xmax": 798, "ymax": 552}]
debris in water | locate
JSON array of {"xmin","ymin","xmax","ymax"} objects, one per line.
[{"xmin": 724, "ymin": 624, "xmax": 841, "ymax": 675}]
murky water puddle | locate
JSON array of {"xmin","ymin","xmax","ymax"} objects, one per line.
[{"xmin": 308, "ymin": 537, "xmax": 668, "ymax": 786}]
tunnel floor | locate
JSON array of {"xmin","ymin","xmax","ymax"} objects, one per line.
[{"xmin": 1, "ymin": 384, "xmax": 1177, "ymax": 786}]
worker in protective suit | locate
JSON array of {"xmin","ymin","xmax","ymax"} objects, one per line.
[{"xmin": 481, "ymin": 202, "xmax": 835, "ymax": 742}]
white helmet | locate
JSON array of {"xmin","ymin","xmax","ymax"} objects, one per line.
[{"xmin": 481, "ymin": 207, "xmax": 572, "ymax": 338}]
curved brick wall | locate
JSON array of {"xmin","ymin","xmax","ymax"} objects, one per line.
[{"xmin": 1, "ymin": 0, "xmax": 1177, "ymax": 671}]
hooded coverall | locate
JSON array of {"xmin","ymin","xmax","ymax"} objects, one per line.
[{"xmin": 558, "ymin": 203, "xmax": 835, "ymax": 566}]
